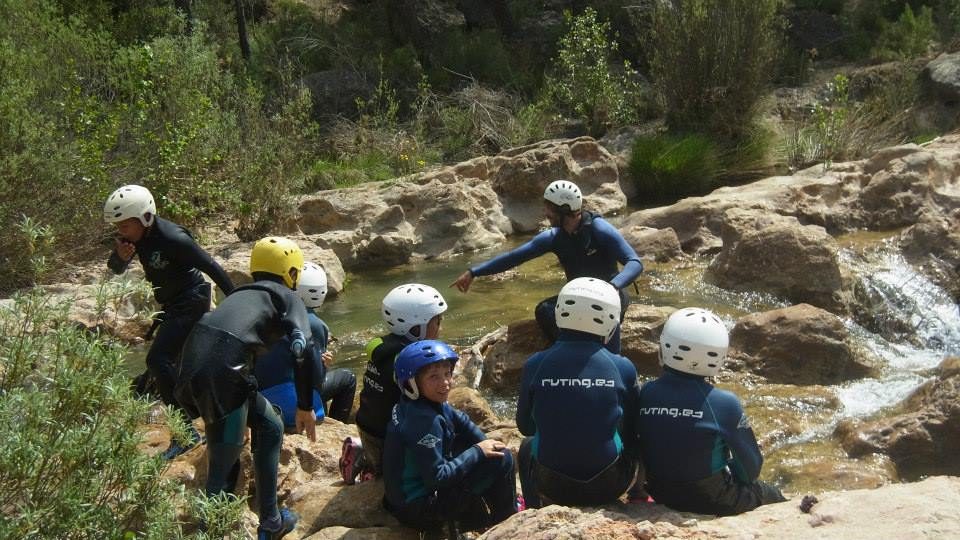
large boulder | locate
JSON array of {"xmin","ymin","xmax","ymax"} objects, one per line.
[
  {"xmin": 922, "ymin": 51, "xmax": 960, "ymax": 105},
  {"xmin": 707, "ymin": 210, "xmax": 851, "ymax": 314},
  {"xmin": 622, "ymin": 135, "xmax": 960, "ymax": 256},
  {"xmin": 295, "ymin": 138, "xmax": 627, "ymax": 268},
  {"xmin": 729, "ymin": 304, "xmax": 877, "ymax": 385},
  {"xmin": 619, "ymin": 304, "xmax": 675, "ymax": 376},
  {"xmin": 838, "ymin": 357, "xmax": 960, "ymax": 479},
  {"xmin": 467, "ymin": 319, "xmax": 549, "ymax": 392},
  {"xmin": 898, "ymin": 211, "xmax": 960, "ymax": 301},
  {"xmin": 621, "ymin": 226, "xmax": 684, "ymax": 263},
  {"xmin": 480, "ymin": 477, "xmax": 960, "ymax": 540},
  {"xmin": 448, "ymin": 387, "xmax": 500, "ymax": 431}
]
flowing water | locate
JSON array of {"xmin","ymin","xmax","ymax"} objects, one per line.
[{"xmin": 128, "ymin": 230, "xmax": 960, "ymax": 494}]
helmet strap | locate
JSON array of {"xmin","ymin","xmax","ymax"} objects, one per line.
[{"xmin": 401, "ymin": 379, "xmax": 420, "ymax": 400}]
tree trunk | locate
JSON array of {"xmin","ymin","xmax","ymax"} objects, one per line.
[{"xmin": 234, "ymin": 0, "xmax": 251, "ymax": 61}]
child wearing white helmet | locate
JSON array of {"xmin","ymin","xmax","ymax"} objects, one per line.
[
  {"xmin": 256, "ymin": 261, "xmax": 357, "ymax": 428},
  {"xmin": 104, "ymin": 184, "xmax": 235, "ymax": 460},
  {"xmin": 635, "ymin": 308, "xmax": 786, "ymax": 515},
  {"xmin": 342, "ymin": 283, "xmax": 448, "ymax": 485},
  {"xmin": 516, "ymin": 278, "xmax": 641, "ymax": 508},
  {"xmin": 450, "ymin": 179, "xmax": 643, "ymax": 354}
]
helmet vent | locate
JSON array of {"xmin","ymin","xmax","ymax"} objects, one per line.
[
  {"xmin": 591, "ymin": 304, "xmax": 603, "ymax": 311},
  {"xmin": 664, "ymin": 343, "xmax": 671, "ymax": 348},
  {"xmin": 397, "ymin": 318, "xmax": 406, "ymax": 323},
  {"xmin": 564, "ymin": 299, "xmax": 576, "ymax": 305},
  {"xmin": 707, "ymin": 351, "xmax": 719, "ymax": 357},
  {"xmin": 593, "ymin": 317, "xmax": 603, "ymax": 324},
  {"xmin": 560, "ymin": 312, "xmax": 570, "ymax": 317},
  {"xmin": 707, "ymin": 363, "xmax": 717, "ymax": 368},
  {"xmin": 679, "ymin": 345, "xmax": 691, "ymax": 351},
  {"xmin": 672, "ymin": 355, "xmax": 684, "ymax": 361}
]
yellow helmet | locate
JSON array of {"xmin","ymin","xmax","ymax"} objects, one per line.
[{"xmin": 250, "ymin": 236, "xmax": 304, "ymax": 289}]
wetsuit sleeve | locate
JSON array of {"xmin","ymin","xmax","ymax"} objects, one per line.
[
  {"xmin": 283, "ymin": 297, "xmax": 315, "ymax": 411},
  {"xmin": 594, "ymin": 219, "xmax": 643, "ymax": 290},
  {"xmin": 617, "ymin": 359, "xmax": 642, "ymax": 458},
  {"xmin": 452, "ymin": 407, "xmax": 486, "ymax": 446},
  {"xmin": 408, "ymin": 413, "xmax": 484, "ymax": 490},
  {"xmin": 516, "ymin": 354, "xmax": 540, "ymax": 436},
  {"xmin": 309, "ymin": 317, "xmax": 330, "ymax": 391},
  {"xmin": 168, "ymin": 230, "xmax": 235, "ymax": 295},
  {"xmin": 718, "ymin": 393, "xmax": 763, "ymax": 483},
  {"xmin": 469, "ymin": 230, "xmax": 554, "ymax": 277},
  {"xmin": 107, "ymin": 249, "xmax": 132, "ymax": 274}
]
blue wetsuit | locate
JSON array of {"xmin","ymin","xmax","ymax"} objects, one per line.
[
  {"xmin": 383, "ymin": 398, "xmax": 516, "ymax": 532},
  {"xmin": 515, "ymin": 330, "xmax": 640, "ymax": 506},
  {"xmin": 636, "ymin": 368, "xmax": 785, "ymax": 515},
  {"xmin": 256, "ymin": 314, "xmax": 330, "ymax": 426},
  {"xmin": 469, "ymin": 212, "xmax": 642, "ymax": 353}
]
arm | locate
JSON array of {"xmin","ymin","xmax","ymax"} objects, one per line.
[
  {"xmin": 720, "ymin": 395, "xmax": 763, "ymax": 483},
  {"xmin": 410, "ymin": 414, "xmax": 484, "ymax": 491},
  {"xmin": 618, "ymin": 362, "xmax": 642, "ymax": 459},
  {"xmin": 469, "ymin": 230, "xmax": 554, "ymax": 277},
  {"xmin": 452, "ymin": 407, "xmax": 486, "ymax": 446},
  {"xmin": 515, "ymin": 355, "xmax": 539, "ymax": 436},
  {"xmin": 170, "ymin": 230, "xmax": 235, "ymax": 295},
  {"xmin": 107, "ymin": 239, "xmax": 134, "ymax": 274},
  {"xmin": 594, "ymin": 219, "xmax": 643, "ymax": 290}
]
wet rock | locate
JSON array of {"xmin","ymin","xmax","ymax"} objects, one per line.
[
  {"xmin": 304, "ymin": 526, "xmax": 416, "ymax": 540},
  {"xmin": 838, "ymin": 357, "xmax": 960, "ymax": 479},
  {"xmin": 620, "ymin": 304, "xmax": 675, "ymax": 376},
  {"xmin": 471, "ymin": 319, "xmax": 550, "ymax": 392},
  {"xmin": 707, "ymin": 211, "xmax": 851, "ymax": 314},
  {"xmin": 296, "ymin": 138, "xmax": 626, "ymax": 268},
  {"xmin": 448, "ymin": 387, "xmax": 500, "ymax": 430},
  {"xmin": 621, "ymin": 226, "xmax": 684, "ymax": 263},
  {"xmin": 729, "ymin": 304, "xmax": 877, "ymax": 385},
  {"xmin": 899, "ymin": 212, "xmax": 960, "ymax": 301}
]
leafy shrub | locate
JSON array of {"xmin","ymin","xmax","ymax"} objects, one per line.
[
  {"xmin": 545, "ymin": 7, "xmax": 643, "ymax": 136},
  {"xmin": 629, "ymin": 133, "xmax": 721, "ymax": 201},
  {"xmin": 650, "ymin": 0, "xmax": 784, "ymax": 140},
  {"xmin": 0, "ymin": 283, "xmax": 249, "ymax": 538}
]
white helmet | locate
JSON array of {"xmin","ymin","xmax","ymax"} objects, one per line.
[
  {"xmin": 103, "ymin": 184, "xmax": 156, "ymax": 227},
  {"xmin": 659, "ymin": 308, "xmax": 729, "ymax": 377},
  {"xmin": 382, "ymin": 283, "xmax": 448, "ymax": 341},
  {"xmin": 296, "ymin": 261, "xmax": 328, "ymax": 309},
  {"xmin": 544, "ymin": 180, "xmax": 582, "ymax": 212},
  {"xmin": 555, "ymin": 277, "xmax": 621, "ymax": 342}
]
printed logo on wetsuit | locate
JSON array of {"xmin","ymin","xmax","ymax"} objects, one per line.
[
  {"xmin": 417, "ymin": 434, "xmax": 441, "ymax": 449},
  {"xmin": 148, "ymin": 251, "xmax": 169, "ymax": 270},
  {"xmin": 540, "ymin": 378, "xmax": 615, "ymax": 388},
  {"xmin": 638, "ymin": 407, "xmax": 704, "ymax": 419},
  {"xmin": 737, "ymin": 413, "xmax": 751, "ymax": 429}
]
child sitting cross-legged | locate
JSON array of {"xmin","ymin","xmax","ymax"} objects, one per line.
[{"xmin": 382, "ymin": 340, "xmax": 517, "ymax": 537}]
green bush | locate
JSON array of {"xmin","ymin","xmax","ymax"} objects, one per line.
[
  {"xmin": 629, "ymin": 133, "xmax": 721, "ymax": 201},
  {"xmin": 871, "ymin": 4, "xmax": 936, "ymax": 61},
  {"xmin": 650, "ymin": 0, "xmax": 784, "ymax": 140},
  {"xmin": 0, "ymin": 283, "xmax": 250, "ymax": 538},
  {"xmin": 545, "ymin": 7, "xmax": 643, "ymax": 136}
]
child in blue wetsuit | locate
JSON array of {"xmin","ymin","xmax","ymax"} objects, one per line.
[
  {"xmin": 382, "ymin": 340, "xmax": 516, "ymax": 536},
  {"xmin": 636, "ymin": 307, "xmax": 786, "ymax": 516},
  {"xmin": 256, "ymin": 261, "xmax": 356, "ymax": 428},
  {"xmin": 516, "ymin": 277, "xmax": 640, "ymax": 508},
  {"xmin": 451, "ymin": 179, "xmax": 642, "ymax": 353}
]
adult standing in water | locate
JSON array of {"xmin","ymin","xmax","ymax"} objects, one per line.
[
  {"xmin": 104, "ymin": 184, "xmax": 235, "ymax": 459},
  {"xmin": 450, "ymin": 179, "xmax": 642, "ymax": 353}
]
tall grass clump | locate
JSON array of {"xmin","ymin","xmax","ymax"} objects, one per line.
[
  {"xmin": 650, "ymin": 0, "xmax": 784, "ymax": 140},
  {"xmin": 629, "ymin": 133, "xmax": 721, "ymax": 201}
]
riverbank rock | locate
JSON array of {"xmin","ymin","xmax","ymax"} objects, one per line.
[
  {"xmin": 622, "ymin": 226, "xmax": 685, "ymax": 263},
  {"xmin": 622, "ymin": 135, "xmax": 960, "ymax": 257},
  {"xmin": 620, "ymin": 304, "xmax": 675, "ymax": 376},
  {"xmin": 898, "ymin": 211, "xmax": 960, "ymax": 301},
  {"xmin": 480, "ymin": 476, "xmax": 960, "ymax": 540},
  {"xmin": 213, "ymin": 239, "xmax": 348, "ymax": 297},
  {"xmin": 43, "ymin": 280, "xmax": 153, "ymax": 342},
  {"xmin": 448, "ymin": 387, "xmax": 500, "ymax": 430},
  {"xmin": 838, "ymin": 357, "xmax": 960, "ymax": 479},
  {"xmin": 707, "ymin": 211, "xmax": 851, "ymax": 314},
  {"xmin": 470, "ymin": 319, "xmax": 550, "ymax": 392},
  {"xmin": 729, "ymin": 304, "xmax": 877, "ymax": 385},
  {"xmin": 294, "ymin": 137, "xmax": 626, "ymax": 269}
]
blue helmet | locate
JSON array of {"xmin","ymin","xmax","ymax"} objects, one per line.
[{"xmin": 395, "ymin": 340, "xmax": 459, "ymax": 399}]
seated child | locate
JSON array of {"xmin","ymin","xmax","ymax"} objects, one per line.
[
  {"xmin": 342, "ymin": 283, "xmax": 447, "ymax": 484},
  {"xmin": 382, "ymin": 340, "xmax": 516, "ymax": 535},
  {"xmin": 256, "ymin": 261, "xmax": 356, "ymax": 428},
  {"xmin": 636, "ymin": 307, "xmax": 786, "ymax": 516}
]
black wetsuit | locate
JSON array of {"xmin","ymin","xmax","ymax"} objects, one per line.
[
  {"xmin": 108, "ymin": 216, "xmax": 234, "ymax": 413},
  {"xmin": 174, "ymin": 279, "xmax": 315, "ymax": 528},
  {"xmin": 356, "ymin": 333, "xmax": 412, "ymax": 439}
]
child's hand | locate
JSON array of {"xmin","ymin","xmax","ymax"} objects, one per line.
[
  {"xmin": 295, "ymin": 408, "xmax": 316, "ymax": 442},
  {"xmin": 321, "ymin": 351, "xmax": 334, "ymax": 367},
  {"xmin": 114, "ymin": 237, "xmax": 135, "ymax": 261},
  {"xmin": 475, "ymin": 439, "xmax": 506, "ymax": 458}
]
